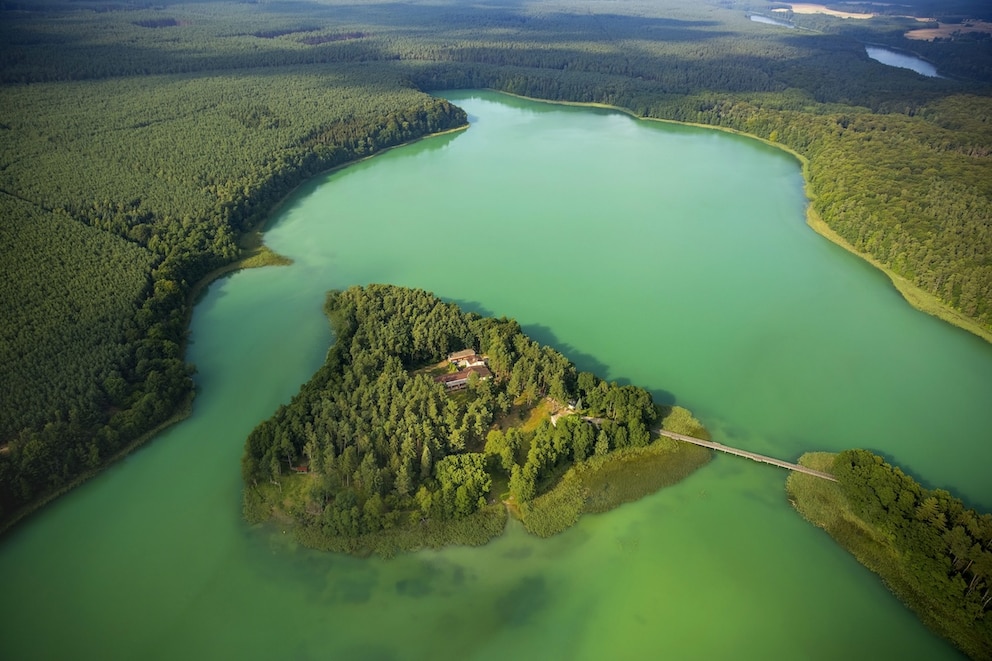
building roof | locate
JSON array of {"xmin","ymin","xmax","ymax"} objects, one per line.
[
  {"xmin": 448, "ymin": 349, "xmax": 477, "ymax": 362},
  {"xmin": 435, "ymin": 372, "xmax": 464, "ymax": 384},
  {"xmin": 434, "ymin": 365, "xmax": 493, "ymax": 385},
  {"xmin": 465, "ymin": 365, "xmax": 492, "ymax": 380}
]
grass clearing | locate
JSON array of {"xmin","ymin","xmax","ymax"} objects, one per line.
[
  {"xmin": 519, "ymin": 398, "xmax": 553, "ymax": 433},
  {"xmin": 906, "ymin": 22, "xmax": 992, "ymax": 41}
]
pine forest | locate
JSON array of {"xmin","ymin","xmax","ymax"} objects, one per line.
[{"xmin": 1, "ymin": 0, "xmax": 991, "ymax": 534}]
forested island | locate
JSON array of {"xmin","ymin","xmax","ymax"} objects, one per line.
[
  {"xmin": 788, "ymin": 450, "xmax": 992, "ymax": 659},
  {"xmin": 2, "ymin": 0, "xmax": 991, "ymax": 534},
  {"xmin": 242, "ymin": 285, "xmax": 710, "ymax": 555}
]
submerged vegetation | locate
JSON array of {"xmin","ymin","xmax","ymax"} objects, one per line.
[
  {"xmin": 241, "ymin": 285, "xmax": 709, "ymax": 555},
  {"xmin": 2, "ymin": 0, "xmax": 991, "ymax": 529},
  {"xmin": 788, "ymin": 450, "xmax": 992, "ymax": 659},
  {"xmin": 518, "ymin": 420, "xmax": 711, "ymax": 538}
]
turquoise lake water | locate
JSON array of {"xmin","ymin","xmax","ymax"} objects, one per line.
[{"xmin": 1, "ymin": 90, "xmax": 988, "ymax": 659}]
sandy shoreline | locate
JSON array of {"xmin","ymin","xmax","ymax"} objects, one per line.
[{"xmin": 773, "ymin": 3, "xmax": 873, "ymax": 19}]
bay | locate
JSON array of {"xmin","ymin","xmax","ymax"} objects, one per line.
[{"xmin": 1, "ymin": 90, "xmax": 988, "ymax": 659}]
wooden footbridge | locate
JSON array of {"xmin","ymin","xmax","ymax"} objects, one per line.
[{"xmin": 657, "ymin": 430, "xmax": 837, "ymax": 482}]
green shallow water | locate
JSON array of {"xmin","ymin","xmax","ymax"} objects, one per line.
[{"xmin": 2, "ymin": 90, "xmax": 990, "ymax": 659}]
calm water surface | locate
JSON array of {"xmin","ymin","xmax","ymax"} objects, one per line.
[
  {"xmin": 750, "ymin": 14, "xmax": 794, "ymax": 28},
  {"xmin": 866, "ymin": 46, "xmax": 942, "ymax": 77},
  {"xmin": 2, "ymin": 91, "xmax": 989, "ymax": 659}
]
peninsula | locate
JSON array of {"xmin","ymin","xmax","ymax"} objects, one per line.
[
  {"xmin": 241, "ymin": 284, "xmax": 710, "ymax": 555},
  {"xmin": 4, "ymin": 0, "xmax": 992, "ymax": 532},
  {"xmin": 788, "ymin": 450, "xmax": 992, "ymax": 659}
]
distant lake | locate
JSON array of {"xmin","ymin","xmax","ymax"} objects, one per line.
[
  {"xmin": 750, "ymin": 14, "xmax": 795, "ymax": 28},
  {"xmin": 866, "ymin": 46, "xmax": 941, "ymax": 77}
]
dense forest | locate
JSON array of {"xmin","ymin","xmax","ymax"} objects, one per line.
[
  {"xmin": 0, "ymin": 63, "xmax": 467, "ymax": 526},
  {"xmin": 242, "ymin": 284, "xmax": 708, "ymax": 554},
  {"xmin": 788, "ymin": 450, "xmax": 992, "ymax": 659},
  {"xmin": 2, "ymin": 0, "xmax": 991, "ymax": 530}
]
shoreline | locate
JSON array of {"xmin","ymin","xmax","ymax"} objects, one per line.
[
  {"xmin": 0, "ymin": 393, "xmax": 194, "ymax": 537},
  {"xmin": 260, "ymin": 430, "xmax": 711, "ymax": 556},
  {"xmin": 803, "ymin": 207, "xmax": 992, "ymax": 343},
  {"xmin": 787, "ymin": 451, "xmax": 991, "ymax": 658},
  {"xmin": 182, "ymin": 121, "xmax": 470, "ymax": 361},
  {"xmin": 0, "ymin": 121, "xmax": 470, "ymax": 538},
  {"xmin": 254, "ymin": 123, "xmax": 470, "ymax": 238},
  {"xmin": 492, "ymin": 90, "xmax": 992, "ymax": 345},
  {"xmin": 188, "ymin": 121, "xmax": 470, "ymax": 306}
]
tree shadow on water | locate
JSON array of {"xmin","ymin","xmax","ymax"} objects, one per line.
[
  {"xmin": 862, "ymin": 447, "xmax": 990, "ymax": 513},
  {"xmin": 519, "ymin": 322, "xmax": 609, "ymax": 376},
  {"xmin": 448, "ymin": 298, "xmax": 678, "ymax": 405},
  {"xmin": 406, "ymin": 129, "xmax": 465, "ymax": 156},
  {"xmin": 648, "ymin": 386, "xmax": 677, "ymax": 408},
  {"xmin": 523, "ymin": 321, "xmax": 680, "ymax": 405},
  {"xmin": 448, "ymin": 297, "xmax": 496, "ymax": 319}
]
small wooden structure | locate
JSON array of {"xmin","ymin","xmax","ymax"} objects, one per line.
[
  {"xmin": 434, "ymin": 365, "xmax": 492, "ymax": 391},
  {"xmin": 447, "ymin": 349, "xmax": 486, "ymax": 368},
  {"xmin": 656, "ymin": 430, "xmax": 837, "ymax": 482},
  {"xmin": 448, "ymin": 349, "xmax": 477, "ymax": 362}
]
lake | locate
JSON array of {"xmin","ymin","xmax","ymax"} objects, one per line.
[
  {"xmin": 750, "ymin": 14, "xmax": 795, "ymax": 28},
  {"xmin": 866, "ymin": 46, "xmax": 942, "ymax": 77},
  {"xmin": 1, "ymin": 90, "xmax": 987, "ymax": 659}
]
